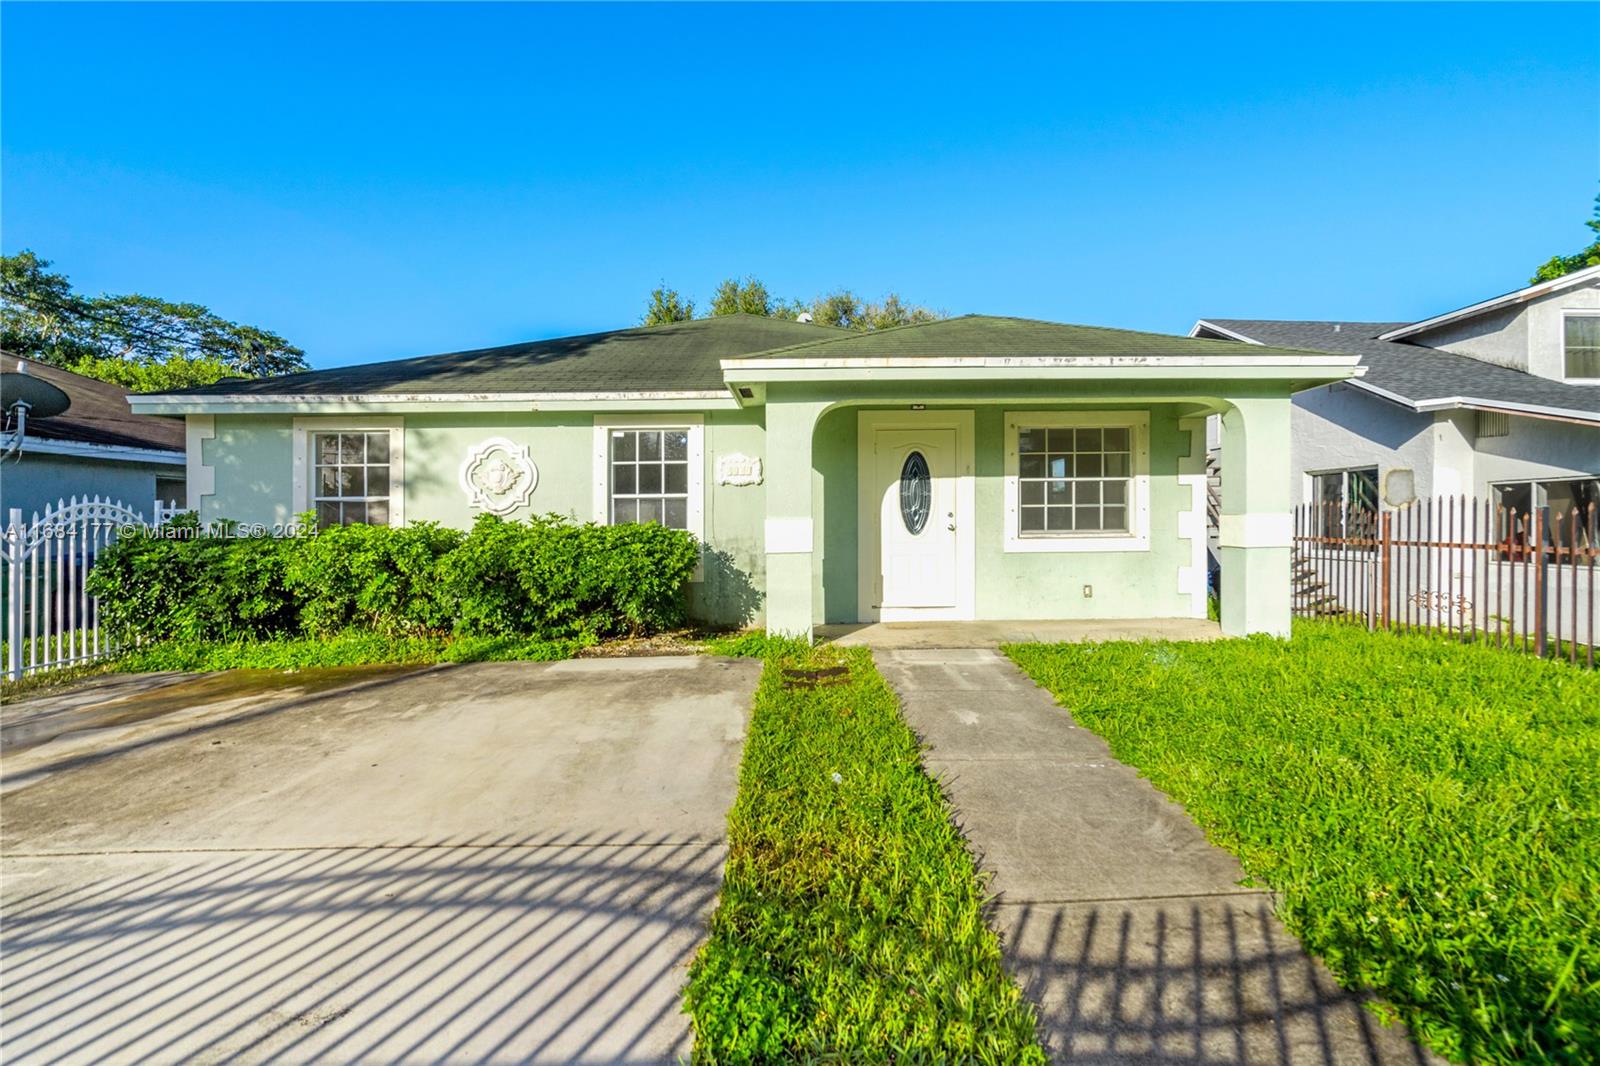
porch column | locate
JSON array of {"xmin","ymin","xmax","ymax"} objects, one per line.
[
  {"xmin": 1217, "ymin": 395, "xmax": 1293, "ymax": 637},
  {"xmin": 763, "ymin": 398, "xmax": 830, "ymax": 639}
]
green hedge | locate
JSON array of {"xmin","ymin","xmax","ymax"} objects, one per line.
[
  {"xmin": 86, "ymin": 519, "xmax": 301, "ymax": 643},
  {"xmin": 87, "ymin": 513, "xmax": 700, "ymax": 644}
]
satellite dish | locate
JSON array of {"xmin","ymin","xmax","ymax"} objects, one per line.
[{"xmin": 1, "ymin": 371, "xmax": 71, "ymax": 419}]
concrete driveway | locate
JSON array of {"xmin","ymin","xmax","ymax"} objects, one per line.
[{"xmin": 0, "ymin": 656, "xmax": 758, "ymax": 1064}]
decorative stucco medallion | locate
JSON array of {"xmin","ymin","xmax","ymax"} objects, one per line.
[
  {"xmin": 459, "ymin": 437, "xmax": 538, "ymax": 515},
  {"xmin": 717, "ymin": 453, "xmax": 763, "ymax": 486}
]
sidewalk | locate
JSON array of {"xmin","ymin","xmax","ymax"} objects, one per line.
[{"xmin": 876, "ymin": 648, "xmax": 1438, "ymax": 1066}]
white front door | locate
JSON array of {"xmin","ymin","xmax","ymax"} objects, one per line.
[
  {"xmin": 857, "ymin": 409, "xmax": 975, "ymax": 623},
  {"xmin": 873, "ymin": 428, "xmax": 960, "ymax": 617}
]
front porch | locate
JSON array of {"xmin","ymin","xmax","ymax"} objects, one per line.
[{"xmin": 716, "ymin": 315, "xmax": 1363, "ymax": 642}]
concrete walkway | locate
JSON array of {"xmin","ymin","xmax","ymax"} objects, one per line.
[
  {"xmin": 876, "ymin": 649, "xmax": 1439, "ymax": 1066},
  {"xmin": 1, "ymin": 656, "xmax": 758, "ymax": 1064}
]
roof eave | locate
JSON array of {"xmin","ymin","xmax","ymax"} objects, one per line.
[
  {"xmin": 1376, "ymin": 265, "xmax": 1600, "ymax": 342},
  {"xmin": 18, "ymin": 436, "xmax": 186, "ymax": 464},
  {"xmin": 1345, "ymin": 379, "xmax": 1600, "ymax": 426},
  {"xmin": 720, "ymin": 353, "xmax": 1362, "ymax": 386},
  {"xmin": 126, "ymin": 390, "xmax": 742, "ymax": 416}
]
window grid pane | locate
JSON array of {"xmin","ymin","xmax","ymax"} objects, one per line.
[
  {"xmin": 1017, "ymin": 425, "xmax": 1133, "ymax": 534},
  {"xmin": 311, "ymin": 431, "xmax": 393, "ymax": 527},
  {"xmin": 609, "ymin": 428, "xmax": 691, "ymax": 531}
]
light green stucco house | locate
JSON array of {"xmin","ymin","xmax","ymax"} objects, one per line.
[{"xmin": 128, "ymin": 314, "xmax": 1361, "ymax": 639}]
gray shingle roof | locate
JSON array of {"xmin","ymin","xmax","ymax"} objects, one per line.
[
  {"xmin": 1201, "ymin": 319, "xmax": 1600, "ymax": 418},
  {"xmin": 167, "ymin": 312, "xmax": 1348, "ymax": 400},
  {"xmin": 736, "ymin": 314, "xmax": 1344, "ymax": 362},
  {"xmin": 168, "ymin": 314, "xmax": 850, "ymax": 397}
]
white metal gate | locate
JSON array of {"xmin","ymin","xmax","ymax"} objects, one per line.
[{"xmin": 3, "ymin": 497, "xmax": 149, "ymax": 680}]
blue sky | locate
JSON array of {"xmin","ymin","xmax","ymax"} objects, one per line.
[{"xmin": 3, "ymin": 2, "xmax": 1596, "ymax": 370}]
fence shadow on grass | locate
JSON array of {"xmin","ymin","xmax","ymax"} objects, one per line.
[
  {"xmin": 0, "ymin": 832, "xmax": 723, "ymax": 1065},
  {"xmin": 998, "ymin": 896, "xmax": 1439, "ymax": 1066}
]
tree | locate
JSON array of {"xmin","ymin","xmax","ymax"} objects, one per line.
[
  {"xmin": 709, "ymin": 276, "xmax": 774, "ymax": 317},
  {"xmin": 642, "ymin": 276, "xmax": 944, "ymax": 331},
  {"xmin": 808, "ymin": 289, "xmax": 865, "ymax": 329},
  {"xmin": 641, "ymin": 284, "xmax": 695, "ymax": 325},
  {"xmin": 1, "ymin": 250, "xmax": 306, "ymax": 390},
  {"xmin": 1530, "ymin": 193, "xmax": 1600, "ymax": 284},
  {"xmin": 58, "ymin": 354, "xmax": 243, "ymax": 392},
  {"xmin": 858, "ymin": 293, "xmax": 942, "ymax": 332},
  {"xmin": 806, "ymin": 289, "xmax": 943, "ymax": 331}
]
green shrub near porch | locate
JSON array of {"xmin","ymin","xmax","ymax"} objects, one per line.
[
  {"xmin": 86, "ymin": 512, "xmax": 700, "ymax": 645},
  {"xmin": 685, "ymin": 642, "xmax": 1045, "ymax": 1062}
]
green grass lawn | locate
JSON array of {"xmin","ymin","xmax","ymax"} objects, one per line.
[
  {"xmin": 685, "ymin": 640, "xmax": 1045, "ymax": 1063},
  {"xmin": 1005, "ymin": 622, "xmax": 1600, "ymax": 1065}
]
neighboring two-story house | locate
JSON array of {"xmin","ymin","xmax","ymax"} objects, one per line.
[{"xmin": 1193, "ymin": 265, "xmax": 1600, "ymax": 532}]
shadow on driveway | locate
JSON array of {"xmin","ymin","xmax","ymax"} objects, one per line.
[
  {"xmin": 3, "ymin": 833, "xmax": 722, "ymax": 1063},
  {"xmin": 1001, "ymin": 896, "xmax": 1436, "ymax": 1066}
]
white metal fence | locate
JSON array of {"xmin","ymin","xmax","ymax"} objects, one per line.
[{"xmin": 2, "ymin": 496, "xmax": 180, "ymax": 680}]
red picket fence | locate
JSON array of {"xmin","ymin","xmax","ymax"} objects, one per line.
[{"xmin": 1291, "ymin": 496, "xmax": 1597, "ymax": 666}]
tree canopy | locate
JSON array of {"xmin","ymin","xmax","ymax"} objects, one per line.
[
  {"xmin": 646, "ymin": 274, "xmax": 944, "ymax": 332},
  {"xmin": 1530, "ymin": 193, "xmax": 1600, "ymax": 284},
  {"xmin": 0, "ymin": 250, "xmax": 307, "ymax": 391},
  {"xmin": 641, "ymin": 283, "xmax": 695, "ymax": 325}
]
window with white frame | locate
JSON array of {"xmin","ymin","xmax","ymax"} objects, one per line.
[
  {"xmin": 1004, "ymin": 413, "xmax": 1149, "ymax": 552},
  {"xmin": 593, "ymin": 417, "xmax": 704, "ymax": 537},
  {"xmin": 312, "ymin": 430, "xmax": 393, "ymax": 526},
  {"xmin": 1565, "ymin": 314, "xmax": 1600, "ymax": 380}
]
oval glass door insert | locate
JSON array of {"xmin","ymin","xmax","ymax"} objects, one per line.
[{"xmin": 899, "ymin": 451, "xmax": 931, "ymax": 534}]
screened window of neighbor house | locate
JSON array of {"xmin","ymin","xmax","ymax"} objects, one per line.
[
  {"xmin": 1493, "ymin": 477, "xmax": 1600, "ymax": 552},
  {"xmin": 1310, "ymin": 467, "xmax": 1378, "ymax": 536},
  {"xmin": 312, "ymin": 431, "xmax": 392, "ymax": 526},
  {"xmin": 1566, "ymin": 315, "xmax": 1600, "ymax": 379},
  {"xmin": 1017, "ymin": 425, "xmax": 1132, "ymax": 534},
  {"xmin": 609, "ymin": 428, "xmax": 690, "ymax": 529}
]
